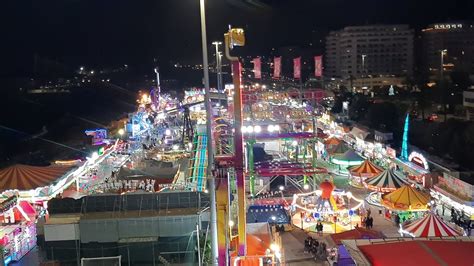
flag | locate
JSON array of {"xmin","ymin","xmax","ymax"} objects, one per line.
[
  {"xmin": 253, "ymin": 57, "xmax": 261, "ymax": 79},
  {"xmin": 293, "ymin": 57, "xmax": 301, "ymax": 79},
  {"xmin": 314, "ymin": 55, "xmax": 323, "ymax": 77},
  {"xmin": 273, "ymin": 57, "xmax": 281, "ymax": 79}
]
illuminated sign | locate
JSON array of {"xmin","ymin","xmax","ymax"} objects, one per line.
[
  {"xmin": 434, "ymin": 24, "xmax": 463, "ymax": 30},
  {"xmin": 408, "ymin": 151, "xmax": 429, "ymax": 170},
  {"xmin": 84, "ymin": 129, "xmax": 107, "ymax": 146}
]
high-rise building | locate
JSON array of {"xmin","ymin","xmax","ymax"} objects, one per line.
[
  {"xmin": 325, "ymin": 25, "xmax": 414, "ymax": 79},
  {"xmin": 421, "ymin": 22, "xmax": 474, "ymax": 78}
]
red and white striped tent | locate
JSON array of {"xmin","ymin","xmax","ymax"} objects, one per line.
[
  {"xmin": 0, "ymin": 164, "xmax": 74, "ymax": 192},
  {"xmin": 403, "ymin": 212, "xmax": 462, "ymax": 237}
]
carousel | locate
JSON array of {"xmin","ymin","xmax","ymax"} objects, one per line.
[
  {"xmin": 291, "ymin": 179, "xmax": 364, "ymax": 233},
  {"xmin": 380, "ymin": 185, "xmax": 430, "ymax": 222},
  {"xmin": 348, "ymin": 160, "xmax": 384, "ymax": 188},
  {"xmin": 399, "ymin": 212, "xmax": 463, "ymax": 237},
  {"xmin": 365, "ymin": 168, "xmax": 409, "ymax": 209}
]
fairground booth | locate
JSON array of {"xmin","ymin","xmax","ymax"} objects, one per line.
[
  {"xmin": 0, "ymin": 196, "xmax": 37, "ymax": 265},
  {"xmin": 348, "ymin": 160, "xmax": 383, "ymax": 187},
  {"xmin": 399, "ymin": 212, "xmax": 463, "ymax": 237},
  {"xmin": 380, "ymin": 185, "xmax": 430, "ymax": 222}
]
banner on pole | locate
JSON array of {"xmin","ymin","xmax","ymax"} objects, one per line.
[
  {"xmin": 273, "ymin": 57, "xmax": 281, "ymax": 79},
  {"xmin": 293, "ymin": 57, "xmax": 301, "ymax": 79},
  {"xmin": 314, "ymin": 55, "xmax": 323, "ymax": 77},
  {"xmin": 253, "ymin": 57, "xmax": 261, "ymax": 79}
]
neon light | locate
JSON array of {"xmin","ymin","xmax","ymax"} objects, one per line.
[
  {"xmin": 4, "ymin": 256, "xmax": 11, "ymax": 265},
  {"xmin": 408, "ymin": 151, "xmax": 429, "ymax": 170},
  {"xmin": 401, "ymin": 114, "xmax": 409, "ymax": 160}
]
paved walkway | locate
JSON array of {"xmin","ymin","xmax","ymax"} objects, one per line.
[{"xmin": 281, "ymin": 228, "xmax": 329, "ymax": 266}]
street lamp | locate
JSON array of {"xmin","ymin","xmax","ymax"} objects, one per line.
[
  {"xmin": 361, "ymin": 54, "xmax": 367, "ymax": 76},
  {"xmin": 212, "ymin": 41, "xmax": 223, "ymax": 92},
  {"xmin": 440, "ymin": 49, "xmax": 447, "ymax": 81}
]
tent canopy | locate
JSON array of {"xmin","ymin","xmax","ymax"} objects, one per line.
[
  {"xmin": 0, "ymin": 164, "xmax": 74, "ymax": 192},
  {"xmin": 403, "ymin": 212, "xmax": 461, "ymax": 237},
  {"xmin": 332, "ymin": 150, "xmax": 364, "ymax": 166},
  {"xmin": 358, "ymin": 240, "xmax": 474, "ymax": 266},
  {"xmin": 365, "ymin": 169, "xmax": 407, "ymax": 192},
  {"xmin": 328, "ymin": 227, "xmax": 385, "ymax": 246},
  {"xmin": 327, "ymin": 142, "xmax": 349, "ymax": 155},
  {"xmin": 324, "ymin": 137, "xmax": 341, "ymax": 146},
  {"xmin": 381, "ymin": 185, "xmax": 430, "ymax": 211},
  {"xmin": 349, "ymin": 160, "xmax": 383, "ymax": 177}
]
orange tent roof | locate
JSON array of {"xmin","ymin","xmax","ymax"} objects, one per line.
[
  {"xmin": 0, "ymin": 164, "xmax": 74, "ymax": 191},
  {"xmin": 230, "ymin": 234, "xmax": 270, "ymax": 256},
  {"xmin": 349, "ymin": 160, "xmax": 384, "ymax": 177},
  {"xmin": 324, "ymin": 137, "xmax": 341, "ymax": 146},
  {"xmin": 381, "ymin": 185, "xmax": 430, "ymax": 211}
]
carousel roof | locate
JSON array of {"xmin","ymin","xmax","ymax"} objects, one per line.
[
  {"xmin": 328, "ymin": 142, "xmax": 349, "ymax": 155},
  {"xmin": 381, "ymin": 185, "xmax": 430, "ymax": 211},
  {"xmin": 349, "ymin": 160, "xmax": 384, "ymax": 176},
  {"xmin": 324, "ymin": 137, "xmax": 341, "ymax": 146},
  {"xmin": 0, "ymin": 164, "xmax": 74, "ymax": 192},
  {"xmin": 333, "ymin": 150, "xmax": 364, "ymax": 162},
  {"xmin": 365, "ymin": 169, "xmax": 408, "ymax": 191},
  {"xmin": 403, "ymin": 212, "xmax": 461, "ymax": 237}
]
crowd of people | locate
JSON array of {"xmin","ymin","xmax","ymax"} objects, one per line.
[{"xmin": 304, "ymin": 236, "xmax": 328, "ymax": 261}]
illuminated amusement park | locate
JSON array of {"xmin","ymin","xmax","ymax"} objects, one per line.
[{"xmin": 1, "ymin": 9, "xmax": 474, "ymax": 266}]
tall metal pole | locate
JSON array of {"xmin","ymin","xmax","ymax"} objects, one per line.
[
  {"xmin": 199, "ymin": 0, "xmax": 218, "ymax": 264},
  {"xmin": 213, "ymin": 42, "xmax": 222, "ymax": 92}
]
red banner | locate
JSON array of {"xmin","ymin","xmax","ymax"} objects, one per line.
[
  {"xmin": 314, "ymin": 55, "xmax": 323, "ymax": 77},
  {"xmin": 273, "ymin": 57, "xmax": 281, "ymax": 79},
  {"xmin": 253, "ymin": 57, "xmax": 261, "ymax": 79},
  {"xmin": 293, "ymin": 57, "xmax": 301, "ymax": 79}
]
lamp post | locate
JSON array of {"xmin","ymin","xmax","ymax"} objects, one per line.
[
  {"xmin": 212, "ymin": 41, "xmax": 223, "ymax": 92},
  {"xmin": 440, "ymin": 49, "xmax": 447, "ymax": 81},
  {"xmin": 440, "ymin": 49, "xmax": 447, "ymax": 121},
  {"xmin": 361, "ymin": 54, "xmax": 367, "ymax": 76},
  {"xmin": 198, "ymin": 0, "xmax": 218, "ymax": 264}
]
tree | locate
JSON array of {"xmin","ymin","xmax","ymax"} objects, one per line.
[{"xmin": 365, "ymin": 102, "xmax": 399, "ymax": 131}]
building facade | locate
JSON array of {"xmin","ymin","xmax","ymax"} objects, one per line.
[
  {"xmin": 463, "ymin": 90, "xmax": 474, "ymax": 121},
  {"xmin": 325, "ymin": 25, "xmax": 414, "ymax": 79},
  {"xmin": 421, "ymin": 22, "xmax": 474, "ymax": 78}
]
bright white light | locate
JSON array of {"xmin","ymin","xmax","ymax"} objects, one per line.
[
  {"xmin": 157, "ymin": 113, "xmax": 166, "ymax": 119},
  {"xmin": 303, "ymin": 184, "xmax": 309, "ymax": 190},
  {"xmin": 271, "ymin": 216, "xmax": 276, "ymax": 221},
  {"xmin": 241, "ymin": 126, "xmax": 247, "ymax": 133},
  {"xmin": 188, "ymin": 142, "xmax": 193, "ymax": 149},
  {"xmin": 172, "ymin": 145, "xmax": 179, "ymax": 150},
  {"xmin": 275, "ymin": 251, "xmax": 281, "ymax": 260},
  {"xmin": 292, "ymin": 140, "xmax": 298, "ymax": 146},
  {"xmin": 229, "ymin": 220, "xmax": 235, "ymax": 227},
  {"xmin": 80, "ymin": 66, "xmax": 84, "ymax": 71},
  {"xmin": 346, "ymin": 191, "xmax": 353, "ymax": 198},
  {"xmin": 90, "ymin": 70, "xmax": 94, "ymax": 74},
  {"xmin": 270, "ymin": 243, "xmax": 280, "ymax": 252},
  {"xmin": 118, "ymin": 129, "xmax": 125, "ymax": 136},
  {"xmin": 246, "ymin": 126, "xmax": 254, "ymax": 133},
  {"xmin": 268, "ymin": 125, "xmax": 275, "ymax": 132},
  {"xmin": 165, "ymin": 129, "xmax": 171, "ymax": 136},
  {"xmin": 254, "ymin": 125, "xmax": 262, "ymax": 133},
  {"xmin": 274, "ymin": 125, "xmax": 280, "ymax": 131},
  {"xmin": 279, "ymin": 186, "xmax": 284, "ymax": 191},
  {"xmin": 204, "ymin": 189, "xmax": 209, "ymax": 193},
  {"xmin": 91, "ymin": 152, "xmax": 99, "ymax": 161}
]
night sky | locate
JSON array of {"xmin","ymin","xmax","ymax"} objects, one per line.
[{"xmin": 2, "ymin": 0, "xmax": 473, "ymax": 76}]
